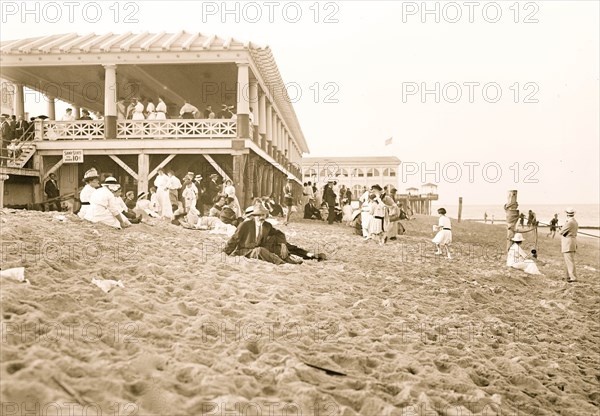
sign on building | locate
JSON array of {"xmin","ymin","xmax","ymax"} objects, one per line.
[{"xmin": 63, "ymin": 150, "xmax": 84, "ymax": 163}]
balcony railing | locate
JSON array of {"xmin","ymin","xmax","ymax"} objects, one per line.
[
  {"xmin": 38, "ymin": 120, "xmax": 105, "ymax": 140},
  {"xmin": 117, "ymin": 120, "xmax": 237, "ymax": 139},
  {"xmin": 36, "ymin": 119, "xmax": 240, "ymax": 140}
]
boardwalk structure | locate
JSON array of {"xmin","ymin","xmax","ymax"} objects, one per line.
[
  {"xmin": 0, "ymin": 32, "xmax": 308, "ymax": 208},
  {"xmin": 301, "ymin": 157, "xmax": 439, "ymax": 214}
]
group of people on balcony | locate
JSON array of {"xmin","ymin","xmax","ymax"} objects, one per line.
[
  {"xmin": 1, "ymin": 113, "xmax": 37, "ymax": 165},
  {"xmin": 116, "ymin": 96, "xmax": 240, "ymax": 121}
]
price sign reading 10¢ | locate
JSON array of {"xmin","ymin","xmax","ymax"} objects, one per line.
[{"xmin": 63, "ymin": 150, "xmax": 84, "ymax": 164}]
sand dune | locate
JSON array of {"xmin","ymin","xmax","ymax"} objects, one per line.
[{"xmin": 1, "ymin": 209, "xmax": 599, "ymax": 415}]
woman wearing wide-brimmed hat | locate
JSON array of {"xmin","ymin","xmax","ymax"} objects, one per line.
[
  {"xmin": 84, "ymin": 177, "xmax": 131, "ymax": 229},
  {"xmin": 77, "ymin": 168, "xmax": 100, "ymax": 219},
  {"xmin": 506, "ymin": 233, "xmax": 541, "ymax": 275}
]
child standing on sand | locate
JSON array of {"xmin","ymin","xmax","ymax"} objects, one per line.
[
  {"xmin": 182, "ymin": 180, "xmax": 198, "ymax": 214},
  {"xmin": 368, "ymin": 194, "xmax": 386, "ymax": 245},
  {"xmin": 432, "ymin": 207, "xmax": 452, "ymax": 259}
]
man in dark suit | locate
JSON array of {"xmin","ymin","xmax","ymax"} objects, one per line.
[
  {"xmin": 0, "ymin": 114, "xmax": 10, "ymax": 163},
  {"xmin": 323, "ymin": 180, "xmax": 337, "ymax": 224},
  {"xmin": 44, "ymin": 173, "xmax": 61, "ymax": 211},
  {"xmin": 204, "ymin": 174, "xmax": 220, "ymax": 206},
  {"xmin": 223, "ymin": 203, "xmax": 285, "ymax": 265},
  {"xmin": 15, "ymin": 116, "xmax": 29, "ymax": 139},
  {"xmin": 304, "ymin": 198, "xmax": 322, "ymax": 220}
]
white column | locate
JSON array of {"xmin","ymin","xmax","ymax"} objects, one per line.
[
  {"xmin": 276, "ymin": 118, "xmax": 282, "ymax": 153},
  {"xmin": 103, "ymin": 64, "xmax": 117, "ymax": 117},
  {"xmin": 258, "ymin": 92, "xmax": 266, "ymax": 135},
  {"xmin": 14, "ymin": 84, "xmax": 25, "ymax": 118},
  {"xmin": 103, "ymin": 64, "xmax": 118, "ymax": 139},
  {"xmin": 47, "ymin": 96, "xmax": 56, "ymax": 120},
  {"xmin": 273, "ymin": 113, "xmax": 279, "ymax": 150},
  {"xmin": 249, "ymin": 80, "xmax": 258, "ymax": 126},
  {"xmin": 236, "ymin": 63, "xmax": 250, "ymax": 115},
  {"xmin": 265, "ymin": 102, "xmax": 272, "ymax": 142}
]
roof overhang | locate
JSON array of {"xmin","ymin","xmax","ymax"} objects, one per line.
[{"xmin": 0, "ymin": 32, "xmax": 309, "ymax": 154}]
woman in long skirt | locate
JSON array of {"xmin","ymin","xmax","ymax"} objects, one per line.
[
  {"xmin": 368, "ymin": 194, "xmax": 386, "ymax": 245},
  {"xmin": 432, "ymin": 207, "xmax": 452, "ymax": 259},
  {"xmin": 154, "ymin": 169, "xmax": 173, "ymax": 220},
  {"xmin": 223, "ymin": 179, "xmax": 242, "ymax": 218}
]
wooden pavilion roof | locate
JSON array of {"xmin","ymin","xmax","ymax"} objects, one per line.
[{"xmin": 0, "ymin": 32, "xmax": 309, "ymax": 153}]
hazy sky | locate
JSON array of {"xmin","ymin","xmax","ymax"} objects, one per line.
[{"xmin": 1, "ymin": 1, "xmax": 598, "ymax": 206}]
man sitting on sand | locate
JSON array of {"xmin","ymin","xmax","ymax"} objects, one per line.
[
  {"xmin": 263, "ymin": 227, "xmax": 327, "ymax": 264},
  {"xmin": 304, "ymin": 197, "xmax": 322, "ymax": 220},
  {"xmin": 219, "ymin": 197, "xmax": 241, "ymax": 226},
  {"xmin": 223, "ymin": 203, "xmax": 286, "ymax": 265},
  {"xmin": 506, "ymin": 233, "xmax": 541, "ymax": 275}
]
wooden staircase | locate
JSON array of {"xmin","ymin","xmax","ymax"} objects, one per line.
[{"xmin": 7, "ymin": 142, "xmax": 36, "ymax": 168}]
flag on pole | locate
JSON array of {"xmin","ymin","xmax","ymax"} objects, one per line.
[{"xmin": 385, "ymin": 137, "xmax": 393, "ymax": 146}]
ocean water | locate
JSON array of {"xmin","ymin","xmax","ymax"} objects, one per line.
[{"xmin": 432, "ymin": 203, "xmax": 599, "ymax": 228}]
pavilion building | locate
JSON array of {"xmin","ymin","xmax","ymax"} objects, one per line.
[{"xmin": 0, "ymin": 31, "xmax": 309, "ymax": 209}]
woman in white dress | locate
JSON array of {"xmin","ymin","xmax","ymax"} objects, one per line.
[
  {"xmin": 77, "ymin": 168, "xmax": 100, "ymax": 219},
  {"xmin": 135, "ymin": 192, "xmax": 159, "ymax": 218},
  {"xmin": 145, "ymin": 98, "xmax": 156, "ymax": 120},
  {"xmin": 506, "ymin": 233, "xmax": 541, "ymax": 275},
  {"xmin": 223, "ymin": 179, "xmax": 242, "ymax": 217},
  {"xmin": 84, "ymin": 177, "xmax": 130, "ymax": 229},
  {"xmin": 131, "ymin": 98, "xmax": 145, "ymax": 120},
  {"xmin": 359, "ymin": 188, "xmax": 372, "ymax": 239},
  {"xmin": 155, "ymin": 96, "xmax": 167, "ymax": 120},
  {"xmin": 432, "ymin": 208, "xmax": 452, "ymax": 259},
  {"xmin": 154, "ymin": 169, "xmax": 173, "ymax": 220}
]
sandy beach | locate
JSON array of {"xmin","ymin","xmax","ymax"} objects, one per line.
[{"xmin": 1, "ymin": 209, "xmax": 599, "ymax": 415}]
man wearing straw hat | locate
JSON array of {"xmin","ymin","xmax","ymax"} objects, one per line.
[
  {"xmin": 560, "ymin": 207, "xmax": 578, "ymax": 283},
  {"xmin": 223, "ymin": 202, "xmax": 285, "ymax": 264}
]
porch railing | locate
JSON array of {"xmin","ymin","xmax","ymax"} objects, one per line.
[
  {"xmin": 36, "ymin": 119, "xmax": 239, "ymax": 140},
  {"xmin": 37, "ymin": 120, "xmax": 105, "ymax": 140}
]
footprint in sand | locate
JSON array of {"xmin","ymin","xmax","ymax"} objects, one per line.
[{"xmin": 177, "ymin": 302, "xmax": 199, "ymax": 316}]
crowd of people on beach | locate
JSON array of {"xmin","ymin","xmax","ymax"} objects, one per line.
[
  {"xmin": 74, "ymin": 167, "xmax": 325, "ymax": 265},
  {"xmin": 46, "ymin": 165, "xmax": 582, "ymax": 279}
]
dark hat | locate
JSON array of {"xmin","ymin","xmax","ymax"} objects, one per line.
[
  {"xmin": 437, "ymin": 208, "xmax": 447, "ymax": 215},
  {"xmin": 371, "ymin": 184, "xmax": 382, "ymax": 191}
]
